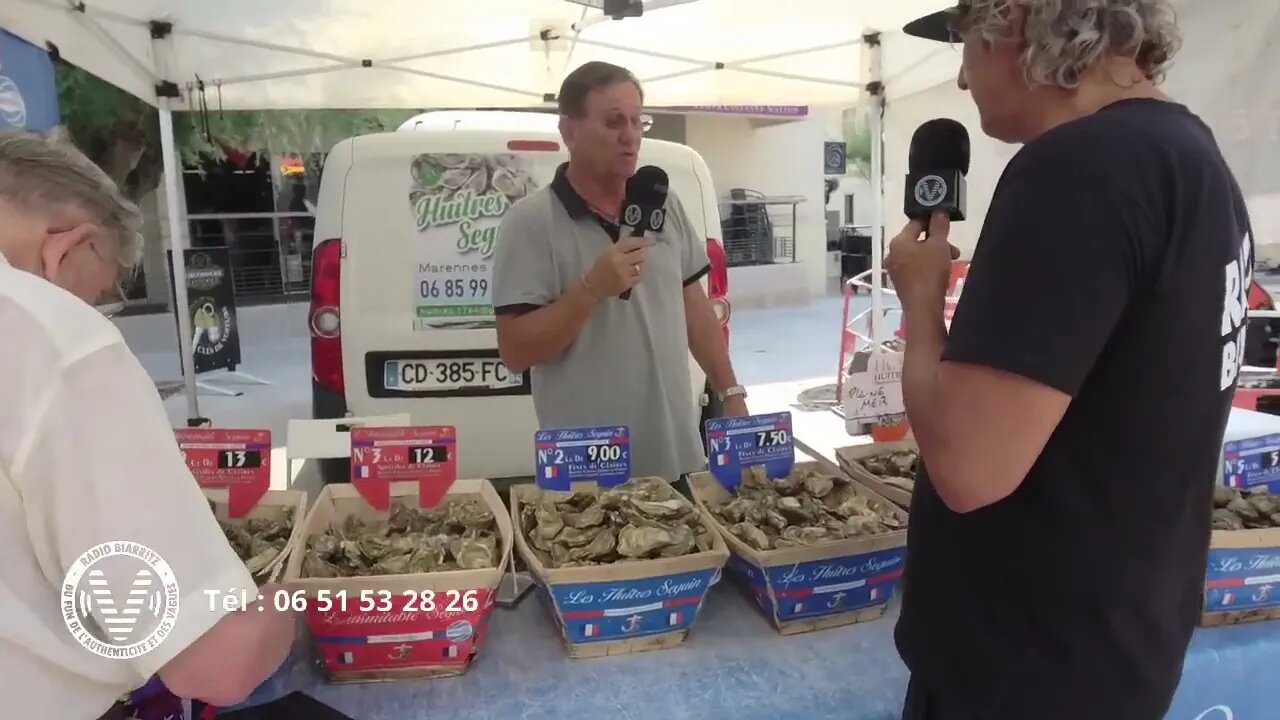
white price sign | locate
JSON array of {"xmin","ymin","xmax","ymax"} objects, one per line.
[{"xmin": 841, "ymin": 350, "xmax": 905, "ymax": 424}]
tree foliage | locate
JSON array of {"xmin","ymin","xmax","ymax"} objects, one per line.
[{"xmin": 54, "ymin": 60, "xmax": 416, "ymax": 202}]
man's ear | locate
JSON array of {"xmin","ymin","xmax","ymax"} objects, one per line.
[
  {"xmin": 39, "ymin": 223, "xmax": 96, "ymax": 276},
  {"xmin": 558, "ymin": 115, "xmax": 573, "ymax": 145}
]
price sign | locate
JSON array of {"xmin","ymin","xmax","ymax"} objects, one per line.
[
  {"xmin": 705, "ymin": 412, "xmax": 794, "ymax": 491},
  {"xmin": 534, "ymin": 425, "xmax": 630, "ymax": 491},
  {"xmin": 1224, "ymin": 434, "xmax": 1280, "ymax": 491},
  {"xmin": 350, "ymin": 425, "xmax": 457, "ymax": 510},
  {"xmin": 174, "ymin": 428, "xmax": 271, "ymax": 518},
  {"xmin": 841, "ymin": 350, "xmax": 905, "ymax": 424}
]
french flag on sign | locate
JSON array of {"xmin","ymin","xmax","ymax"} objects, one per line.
[
  {"xmin": 355, "ymin": 465, "xmax": 372, "ymax": 479},
  {"xmin": 715, "ymin": 453, "xmax": 729, "ymax": 466},
  {"xmin": 583, "ymin": 623, "xmax": 598, "ymax": 638},
  {"xmin": 442, "ymin": 645, "xmax": 459, "ymax": 659},
  {"xmin": 544, "ymin": 466, "xmax": 558, "ymax": 480},
  {"xmin": 338, "ymin": 651, "xmax": 355, "ymax": 664},
  {"xmin": 668, "ymin": 612, "xmax": 682, "ymax": 627}
]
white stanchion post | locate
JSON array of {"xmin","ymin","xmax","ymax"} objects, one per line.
[
  {"xmin": 868, "ymin": 39, "xmax": 885, "ymax": 348},
  {"xmin": 158, "ymin": 105, "xmax": 200, "ymax": 421}
]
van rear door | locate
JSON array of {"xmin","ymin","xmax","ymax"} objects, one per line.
[{"xmin": 338, "ymin": 131, "xmax": 564, "ymax": 478}]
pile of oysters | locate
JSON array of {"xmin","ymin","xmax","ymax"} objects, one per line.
[
  {"xmin": 520, "ymin": 477, "xmax": 716, "ymax": 568},
  {"xmin": 852, "ymin": 448, "xmax": 919, "ymax": 498},
  {"xmin": 707, "ymin": 467, "xmax": 904, "ymax": 551},
  {"xmin": 1213, "ymin": 485, "xmax": 1280, "ymax": 530},
  {"xmin": 301, "ymin": 499, "xmax": 499, "ymax": 578},
  {"xmin": 211, "ymin": 501, "xmax": 294, "ymax": 583}
]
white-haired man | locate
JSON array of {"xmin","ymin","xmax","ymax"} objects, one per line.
[
  {"xmin": 0, "ymin": 132, "xmax": 295, "ymax": 719},
  {"xmin": 888, "ymin": 2, "xmax": 1250, "ymax": 718}
]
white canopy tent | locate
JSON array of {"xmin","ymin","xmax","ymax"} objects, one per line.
[{"xmin": 1, "ymin": 0, "xmax": 957, "ymax": 420}]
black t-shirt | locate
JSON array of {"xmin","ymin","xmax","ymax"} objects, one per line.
[{"xmin": 894, "ymin": 98, "xmax": 1254, "ymax": 720}]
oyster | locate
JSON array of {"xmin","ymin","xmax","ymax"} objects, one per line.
[
  {"xmin": 1212, "ymin": 485, "xmax": 1280, "ymax": 530},
  {"xmin": 854, "ymin": 448, "xmax": 919, "ymax": 499},
  {"xmin": 300, "ymin": 498, "xmax": 500, "ymax": 578},
  {"xmin": 409, "ymin": 152, "xmax": 538, "ymax": 204},
  {"xmin": 519, "ymin": 477, "xmax": 713, "ymax": 568},
  {"xmin": 210, "ymin": 501, "xmax": 295, "ymax": 585},
  {"xmin": 707, "ymin": 467, "xmax": 903, "ymax": 552}
]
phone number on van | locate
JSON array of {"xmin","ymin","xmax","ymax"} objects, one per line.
[{"xmin": 384, "ymin": 359, "xmax": 522, "ymax": 392}]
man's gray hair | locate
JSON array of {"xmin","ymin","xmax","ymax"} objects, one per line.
[
  {"xmin": 0, "ymin": 130, "xmax": 143, "ymax": 268},
  {"xmin": 959, "ymin": 0, "xmax": 1182, "ymax": 89}
]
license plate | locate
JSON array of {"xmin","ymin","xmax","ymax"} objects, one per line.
[{"xmin": 384, "ymin": 358, "xmax": 521, "ymax": 391}]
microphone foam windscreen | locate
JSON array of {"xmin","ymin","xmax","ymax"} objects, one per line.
[
  {"xmin": 626, "ymin": 165, "xmax": 670, "ymax": 204},
  {"xmin": 908, "ymin": 118, "xmax": 971, "ymax": 176}
]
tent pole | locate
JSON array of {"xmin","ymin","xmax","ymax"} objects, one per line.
[
  {"xmin": 158, "ymin": 104, "xmax": 200, "ymax": 421},
  {"xmin": 868, "ymin": 39, "xmax": 885, "ymax": 347}
]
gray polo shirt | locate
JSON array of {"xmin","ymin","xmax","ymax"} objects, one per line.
[{"xmin": 492, "ymin": 162, "xmax": 711, "ymax": 482}]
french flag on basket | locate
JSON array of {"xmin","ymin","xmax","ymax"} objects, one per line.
[
  {"xmin": 1222, "ymin": 591, "xmax": 1235, "ymax": 606},
  {"xmin": 583, "ymin": 623, "xmax": 598, "ymax": 638},
  {"xmin": 442, "ymin": 645, "xmax": 459, "ymax": 659},
  {"xmin": 338, "ymin": 651, "xmax": 355, "ymax": 664},
  {"xmin": 668, "ymin": 612, "xmax": 682, "ymax": 627},
  {"xmin": 869, "ymin": 587, "xmax": 881, "ymax": 601}
]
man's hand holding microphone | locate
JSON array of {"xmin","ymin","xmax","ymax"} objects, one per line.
[{"xmin": 582, "ymin": 236, "xmax": 649, "ymax": 299}]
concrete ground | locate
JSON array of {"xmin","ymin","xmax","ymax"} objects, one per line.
[{"xmin": 115, "ymin": 292, "xmax": 874, "ymax": 497}]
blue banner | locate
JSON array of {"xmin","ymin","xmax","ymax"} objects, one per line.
[
  {"xmin": 728, "ymin": 546, "xmax": 906, "ymax": 623},
  {"xmin": 1204, "ymin": 546, "xmax": 1280, "ymax": 613},
  {"xmin": 534, "ymin": 425, "xmax": 630, "ymax": 491},
  {"xmin": 1223, "ymin": 434, "xmax": 1280, "ymax": 491},
  {"xmin": 705, "ymin": 412, "xmax": 795, "ymax": 490},
  {"xmin": 546, "ymin": 568, "xmax": 719, "ymax": 643},
  {"xmin": 0, "ymin": 29, "xmax": 59, "ymax": 133}
]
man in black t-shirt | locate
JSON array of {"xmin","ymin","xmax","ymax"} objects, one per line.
[{"xmin": 887, "ymin": 2, "xmax": 1253, "ymax": 719}]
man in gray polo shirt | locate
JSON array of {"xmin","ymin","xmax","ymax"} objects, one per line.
[{"xmin": 492, "ymin": 61, "xmax": 747, "ymax": 485}]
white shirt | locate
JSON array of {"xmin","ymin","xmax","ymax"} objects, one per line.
[{"xmin": 0, "ymin": 254, "xmax": 257, "ymax": 719}]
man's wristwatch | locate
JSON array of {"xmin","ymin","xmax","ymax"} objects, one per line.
[{"xmin": 716, "ymin": 385, "xmax": 747, "ymax": 402}]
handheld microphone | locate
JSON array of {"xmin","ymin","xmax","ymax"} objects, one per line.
[
  {"xmin": 904, "ymin": 118, "xmax": 970, "ymax": 223},
  {"xmin": 618, "ymin": 165, "xmax": 669, "ymax": 300}
]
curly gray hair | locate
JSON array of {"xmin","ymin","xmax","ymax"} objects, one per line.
[
  {"xmin": 956, "ymin": 0, "xmax": 1182, "ymax": 89},
  {"xmin": 0, "ymin": 130, "xmax": 143, "ymax": 269}
]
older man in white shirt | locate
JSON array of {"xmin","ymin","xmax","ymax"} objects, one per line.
[{"xmin": 0, "ymin": 132, "xmax": 295, "ymax": 719}]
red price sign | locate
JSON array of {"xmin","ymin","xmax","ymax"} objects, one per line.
[
  {"xmin": 174, "ymin": 428, "xmax": 271, "ymax": 518},
  {"xmin": 350, "ymin": 425, "xmax": 458, "ymax": 510}
]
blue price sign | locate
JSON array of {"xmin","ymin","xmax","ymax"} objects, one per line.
[
  {"xmin": 1224, "ymin": 434, "xmax": 1280, "ymax": 491},
  {"xmin": 705, "ymin": 412, "xmax": 795, "ymax": 491},
  {"xmin": 534, "ymin": 425, "xmax": 630, "ymax": 491}
]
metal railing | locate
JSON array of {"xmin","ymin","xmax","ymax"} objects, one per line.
[
  {"xmin": 187, "ymin": 211, "xmax": 314, "ymax": 302},
  {"xmin": 719, "ymin": 194, "xmax": 804, "ymax": 266}
]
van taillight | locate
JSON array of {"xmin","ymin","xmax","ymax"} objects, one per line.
[
  {"xmin": 310, "ymin": 238, "xmax": 344, "ymax": 394},
  {"xmin": 706, "ymin": 238, "xmax": 730, "ymax": 343}
]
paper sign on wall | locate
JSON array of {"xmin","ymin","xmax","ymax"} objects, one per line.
[{"xmin": 841, "ymin": 350, "xmax": 905, "ymax": 424}]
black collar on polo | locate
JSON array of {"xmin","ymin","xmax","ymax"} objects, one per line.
[{"xmin": 550, "ymin": 161, "xmax": 621, "ymax": 242}]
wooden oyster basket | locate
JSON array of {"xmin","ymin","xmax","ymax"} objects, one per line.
[
  {"xmin": 204, "ymin": 487, "xmax": 307, "ymax": 585},
  {"xmin": 511, "ymin": 477, "xmax": 730, "ymax": 659},
  {"xmin": 1200, "ymin": 484, "xmax": 1280, "ymax": 627},
  {"xmin": 280, "ymin": 425, "xmax": 513, "ymax": 683},
  {"xmin": 835, "ymin": 439, "xmax": 917, "ymax": 510},
  {"xmin": 688, "ymin": 454, "xmax": 909, "ymax": 636}
]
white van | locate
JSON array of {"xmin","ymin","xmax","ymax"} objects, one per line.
[{"xmin": 309, "ymin": 110, "xmax": 731, "ymax": 483}]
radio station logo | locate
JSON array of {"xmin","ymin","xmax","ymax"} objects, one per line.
[
  {"xmin": 913, "ymin": 174, "xmax": 948, "ymax": 207},
  {"xmin": 61, "ymin": 542, "xmax": 179, "ymax": 659}
]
